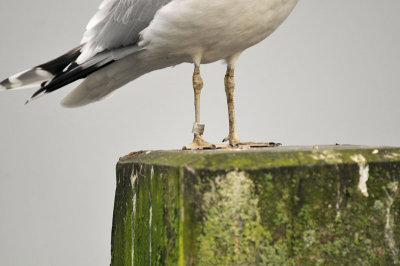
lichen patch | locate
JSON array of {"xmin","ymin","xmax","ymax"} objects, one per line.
[
  {"xmin": 311, "ymin": 150, "xmax": 343, "ymax": 164},
  {"xmin": 384, "ymin": 153, "xmax": 400, "ymax": 159},
  {"xmin": 198, "ymin": 171, "xmax": 285, "ymax": 265},
  {"xmin": 384, "ymin": 181, "xmax": 399, "ymax": 264}
]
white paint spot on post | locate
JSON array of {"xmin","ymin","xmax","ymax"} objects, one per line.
[
  {"xmin": 350, "ymin": 154, "xmax": 369, "ymax": 197},
  {"xmin": 131, "ymin": 170, "xmax": 138, "ymax": 188},
  {"xmin": 335, "ymin": 181, "xmax": 342, "ymax": 222},
  {"xmin": 149, "ymin": 196, "xmax": 153, "ymax": 266},
  {"xmin": 149, "ymin": 167, "xmax": 154, "ymax": 266},
  {"xmin": 130, "ymin": 170, "xmax": 138, "ymax": 266}
]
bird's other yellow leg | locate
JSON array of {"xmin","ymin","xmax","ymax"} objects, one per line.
[
  {"xmin": 223, "ymin": 66, "xmax": 241, "ymax": 145},
  {"xmin": 183, "ymin": 65, "xmax": 215, "ymax": 150},
  {"xmin": 222, "ymin": 57, "xmax": 281, "ymax": 148}
]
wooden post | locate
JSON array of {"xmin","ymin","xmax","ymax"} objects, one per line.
[{"xmin": 111, "ymin": 146, "xmax": 400, "ymax": 265}]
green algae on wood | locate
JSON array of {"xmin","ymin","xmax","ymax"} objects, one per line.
[{"xmin": 111, "ymin": 146, "xmax": 400, "ymax": 265}]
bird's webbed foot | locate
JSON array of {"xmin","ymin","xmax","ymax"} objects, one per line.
[
  {"xmin": 183, "ymin": 134, "xmax": 216, "ymax": 150},
  {"xmin": 222, "ymin": 135, "xmax": 281, "ymax": 148}
]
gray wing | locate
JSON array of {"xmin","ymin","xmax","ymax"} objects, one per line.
[{"xmin": 77, "ymin": 0, "xmax": 172, "ymax": 63}]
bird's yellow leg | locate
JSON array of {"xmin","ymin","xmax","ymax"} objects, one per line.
[
  {"xmin": 223, "ymin": 67, "xmax": 241, "ymax": 145},
  {"xmin": 222, "ymin": 66, "xmax": 281, "ymax": 148},
  {"xmin": 183, "ymin": 65, "xmax": 215, "ymax": 150}
]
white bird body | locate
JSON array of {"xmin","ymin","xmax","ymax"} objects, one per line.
[
  {"xmin": 60, "ymin": 0, "xmax": 298, "ymax": 107},
  {"xmin": 141, "ymin": 0, "xmax": 298, "ymax": 64}
]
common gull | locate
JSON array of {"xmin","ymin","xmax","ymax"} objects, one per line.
[{"xmin": 0, "ymin": 0, "xmax": 299, "ymax": 149}]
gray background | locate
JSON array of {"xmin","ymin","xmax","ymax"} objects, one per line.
[{"xmin": 0, "ymin": 0, "xmax": 399, "ymax": 265}]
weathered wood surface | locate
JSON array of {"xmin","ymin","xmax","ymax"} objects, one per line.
[{"xmin": 111, "ymin": 146, "xmax": 400, "ymax": 265}]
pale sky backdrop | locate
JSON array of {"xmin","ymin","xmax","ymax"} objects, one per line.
[{"xmin": 0, "ymin": 0, "xmax": 399, "ymax": 265}]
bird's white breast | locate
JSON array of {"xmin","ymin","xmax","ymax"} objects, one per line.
[{"xmin": 140, "ymin": 0, "xmax": 298, "ymax": 63}]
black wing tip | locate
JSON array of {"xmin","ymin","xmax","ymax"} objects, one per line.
[
  {"xmin": 0, "ymin": 78, "xmax": 11, "ymax": 90},
  {"xmin": 36, "ymin": 59, "xmax": 115, "ymax": 97},
  {"xmin": 37, "ymin": 45, "xmax": 83, "ymax": 75},
  {"xmin": 1, "ymin": 44, "xmax": 85, "ymax": 95}
]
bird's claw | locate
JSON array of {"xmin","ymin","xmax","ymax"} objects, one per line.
[{"xmin": 222, "ymin": 135, "xmax": 240, "ymax": 145}]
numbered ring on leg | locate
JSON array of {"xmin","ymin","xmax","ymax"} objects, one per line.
[{"xmin": 192, "ymin": 123, "xmax": 205, "ymax": 135}]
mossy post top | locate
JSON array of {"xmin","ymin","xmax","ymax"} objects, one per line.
[
  {"xmin": 112, "ymin": 145, "xmax": 400, "ymax": 265},
  {"xmin": 118, "ymin": 145, "xmax": 400, "ymax": 169}
]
